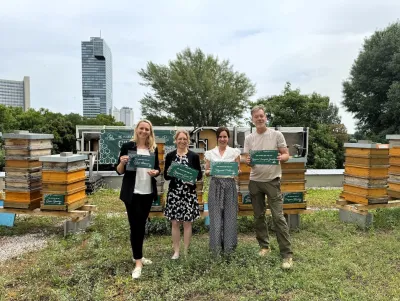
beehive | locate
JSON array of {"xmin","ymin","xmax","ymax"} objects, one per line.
[
  {"xmin": 156, "ymin": 138, "xmax": 166, "ymax": 162},
  {"xmin": 237, "ymin": 153, "xmax": 307, "ymax": 211},
  {"xmin": 386, "ymin": 135, "xmax": 400, "ymax": 199},
  {"xmin": 280, "ymin": 159, "xmax": 307, "ymax": 210},
  {"xmin": 39, "ymin": 152, "xmax": 87, "ymax": 211},
  {"xmin": 342, "ymin": 143, "xmax": 389, "ymax": 205},
  {"xmin": 3, "ymin": 131, "xmax": 53, "ymax": 209}
]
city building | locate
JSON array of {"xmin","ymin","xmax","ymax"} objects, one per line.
[
  {"xmin": 120, "ymin": 107, "xmax": 134, "ymax": 126},
  {"xmin": 112, "ymin": 106, "xmax": 120, "ymax": 122},
  {"xmin": 0, "ymin": 76, "xmax": 30, "ymax": 111},
  {"xmin": 81, "ymin": 37, "xmax": 113, "ymax": 118}
]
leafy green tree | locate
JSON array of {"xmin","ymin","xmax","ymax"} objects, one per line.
[
  {"xmin": 342, "ymin": 22, "xmax": 400, "ymax": 141},
  {"xmin": 139, "ymin": 47, "xmax": 256, "ymax": 127},
  {"xmin": 251, "ymin": 83, "xmax": 348, "ymax": 168}
]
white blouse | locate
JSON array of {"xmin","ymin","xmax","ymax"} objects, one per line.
[
  {"xmin": 134, "ymin": 148, "xmax": 152, "ymax": 195},
  {"xmin": 205, "ymin": 146, "xmax": 241, "ymax": 162}
]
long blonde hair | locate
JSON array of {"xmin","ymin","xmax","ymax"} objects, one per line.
[{"xmin": 132, "ymin": 119, "xmax": 157, "ymax": 152}]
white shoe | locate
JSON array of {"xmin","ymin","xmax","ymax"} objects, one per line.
[
  {"xmin": 132, "ymin": 267, "xmax": 142, "ymax": 279},
  {"xmin": 141, "ymin": 257, "xmax": 153, "ymax": 265},
  {"xmin": 281, "ymin": 258, "xmax": 293, "ymax": 270},
  {"xmin": 171, "ymin": 254, "xmax": 179, "ymax": 260}
]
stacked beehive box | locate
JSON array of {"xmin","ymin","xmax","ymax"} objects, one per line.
[
  {"xmin": 386, "ymin": 135, "xmax": 400, "ymax": 199},
  {"xmin": 238, "ymin": 155, "xmax": 307, "ymax": 211},
  {"xmin": 238, "ymin": 154, "xmax": 252, "ymax": 211},
  {"xmin": 341, "ymin": 143, "xmax": 389, "ymax": 205},
  {"xmin": 39, "ymin": 152, "xmax": 87, "ymax": 211},
  {"xmin": 192, "ymin": 149, "xmax": 205, "ymax": 211},
  {"xmin": 153, "ymin": 138, "xmax": 166, "ymax": 211},
  {"xmin": 3, "ymin": 131, "xmax": 53, "ymax": 209},
  {"xmin": 281, "ymin": 159, "xmax": 307, "ymax": 209}
]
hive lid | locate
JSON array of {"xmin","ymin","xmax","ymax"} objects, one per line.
[
  {"xmin": 39, "ymin": 153, "xmax": 88, "ymax": 163},
  {"xmin": 344, "ymin": 143, "xmax": 389, "ymax": 149},
  {"xmin": 3, "ymin": 130, "xmax": 54, "ymax": 140}
]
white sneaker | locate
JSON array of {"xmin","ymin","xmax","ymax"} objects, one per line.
[
  {"xmin": 132, "ymin": 267, "xmax": 142, "ymax": 279},
  {"xmin": 171, "ymin": 254, "xmax": 179, "ymax": 260},
  {"xmin": 281, "ymin": 258, "xmax": 293, "ymax": 270},
  {"xmin": 132, "ymin": 257, "xmax": 153, "ymax": 265},
  {"xmin": 141, "ymin": 257, "xmax": 153, "ymax": 265}
]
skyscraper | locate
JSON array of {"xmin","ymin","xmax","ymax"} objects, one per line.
[
  {"xmin": 0, "ymin": 76, "xmax": 30, "ymax": 111},
  {"xmin": 112, "ymin": 106, "xmax": 120, "ymax": 122},
  {"xmin": 81, "ymin": 37, "xmax": 113, "ymax": 118},
  {"xmin": 120, "ymin": 107, "xmax": 134, "ymax": 126}
]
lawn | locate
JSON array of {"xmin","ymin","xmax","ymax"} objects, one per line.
[{"xmin": 1, "ymin": 189, "xmax": 400, "ymax": 301}]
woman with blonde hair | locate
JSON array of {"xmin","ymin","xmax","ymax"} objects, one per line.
[
  {"xmin": 116, "ymin": 119, "xmax": 161, "ymax": 279},
  {"xmin": 164, "ymin": 129, "xmax": 202, "ymax": 259}
]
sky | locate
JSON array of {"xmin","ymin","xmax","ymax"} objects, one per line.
[{"xmin": 1, "ymin": 0, "xmax": 399, "ymax": 134}]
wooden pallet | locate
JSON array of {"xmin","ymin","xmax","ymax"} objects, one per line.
[
  {"xmin": 0, "ymin": 204, "xmax": 97, "ymax": 222},
  {"xmin": 336, "ymin": 198, "xmax": 400, "ymax": 215}
]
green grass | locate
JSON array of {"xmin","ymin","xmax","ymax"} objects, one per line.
[
  {"xmin": 305, "ymin": 188, "xmax": 341, "ymax": 208},
  {"xmin": 1, "ymin": 188, "xmax": 400, "ymax": 300}
]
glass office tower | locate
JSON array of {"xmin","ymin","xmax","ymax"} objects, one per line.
[{"xmin": 81, "ymin": 37, "xmax": 113, "ymax": 117}]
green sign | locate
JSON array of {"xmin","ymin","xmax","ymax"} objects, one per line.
[
  {"xmin": 44, "ymin": 194, "xmax": 65, "ymax": 205},
  {"xmin": 99, "ymin": 129, "xmax": 176, "ymax": 165},
  {"xmin": 126, "ymin": 151, "xmax": 155, "ymax": 170},
  {"xmin": 283, "ymin": 192, "xmax": 304, "ymax": 204},
  {"xmin": 153, "ymin": 195, "xmax": 161, "ymax": 206},
  {"xmin": 99, "ymin": 129, "xmax": 133, "ymax": 164},
  {"xmin": 242, "ymin": 192, "xmax": 252, "ymax": 204},
  {"xmin": 210, "ymin": 161, "xmax": 238, "ymax": 176},
  {"xmin": 250, "ymin": 150, "xmax": 279, "ymax": 165},
  {"xmin": 168, "ymin": 162, "xmax": 199, "ymax": 183}
]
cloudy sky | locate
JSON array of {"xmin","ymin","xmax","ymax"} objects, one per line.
[{"xmin": 1, "ymin": 0, "xmax": 399, "ymax": 133}]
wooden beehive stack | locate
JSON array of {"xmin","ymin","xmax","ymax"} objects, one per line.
[
  {"xmin": 341, "ymin": 142, "xmax": 389, "ymax": 205},
  {"xmin": 152, "ymin": 138, "xmax": 166, "ymax": 211},
  {"xmin": 39, "ymin": 152, "xmax": 88, "ymax": 211},
  {"xmin": 238, "ymin": 153, "xmax": 252, "ymax": 211},
  {"xmin": 281, "ymin": 160, "xmax": 307, "ymax": 209},
  {"xmin": 3, "ymin": 131, "xmax": 53, "ymax": 209},
  {"xmin": 386, "ymin": 135, "xmax": 400, "ymax": 199},
  {"xmin": 192, "ymin": 148, "xmax": 205, "ymax": 210}
]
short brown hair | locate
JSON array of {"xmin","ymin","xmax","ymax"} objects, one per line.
[
  {"xmin": 251, "ymin": 105, "xmax": 266, "ymax": 116},
  {"xmin": 216, "ymin": 127, "xmax": 230, "ymax": 138}
]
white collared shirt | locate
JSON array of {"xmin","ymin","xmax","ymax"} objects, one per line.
[
  {"xmin": 205, "ymin": 146, "xmax": 241, "ymax": 178},
  {"xmin": 205, "ymin": 146, "xmax": 241, "ymax": 162}
]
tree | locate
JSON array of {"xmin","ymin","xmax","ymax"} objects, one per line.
[
  {"xmin": 139, "ymin": 48, "xmax": 256, "ymax": 127},
  {"xmin": 342, "ymin": 22, "xmax": 400, "ymax": 141},
  {"xmin": 251, "ymin": 83, "xmax": 348, "ymax": 169}
]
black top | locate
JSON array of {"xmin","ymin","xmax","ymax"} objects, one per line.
[
  {"xmin": 164, "ymin": 149, "xmax": 203, "ymax": 189},
  {"xmin": 116, "ymin": 141, "xmax": 161, "ymax": 203}
]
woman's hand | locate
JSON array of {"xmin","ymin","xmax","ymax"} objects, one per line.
[
  {"xmin": 148, "ymin": 169, "xmax": 160, "ymax": 177},
  {"xmin": 205, "ymin": 169, "xmax": 211, "ymax": 177},
  {"xmin": 120, "ymin": 155, "xmax": 129, "ymax": 165}
]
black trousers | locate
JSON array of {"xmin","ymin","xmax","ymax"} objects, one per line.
[{"xmin": 125, "ymin": 193, "xmax": 153, "ymax": 260}]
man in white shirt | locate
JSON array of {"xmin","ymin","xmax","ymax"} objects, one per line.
[{"xmin": 244, "ymin": 105, "xmax": 293, "ymax": 269}]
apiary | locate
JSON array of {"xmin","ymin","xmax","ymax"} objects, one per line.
[
  {"xmin": 39, "ymin": 152, "xmax": 87, "ymax": 211},
  {"xmin": 3, "ymin": 131, "xmax": 53, "ymax": 209},
  {"xmin": 342, "ymin": 143, "xmax": 389, "ymax": 205}
]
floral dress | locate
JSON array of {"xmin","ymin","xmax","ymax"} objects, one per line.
[{"xmin": 164, "ymin": 154, "xmax": 200, "ymax": 222}]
